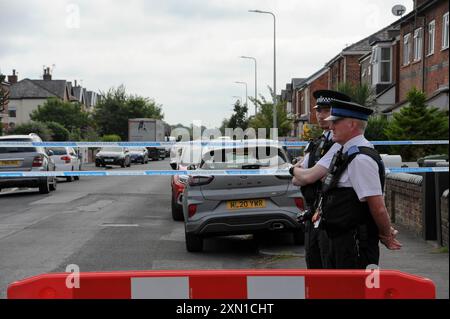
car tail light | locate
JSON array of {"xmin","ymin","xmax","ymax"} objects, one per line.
[
  {"xmin": 32, "ymin": 155, "xmax": 44, "ymax": 167},
  {"xmin": 60, "ymin": 155, "xmax": 71, "ymax": 163},
  {"xmin": 294, "ymin": 198, "xmax": 305, "ymax": 211},
  {"xmin": 188, "ymin": 175, "xmax": 214, "ymax": 186},
  {"xmin": 188, "ymin": 204, "xmax": 197, "ymax": 217}
]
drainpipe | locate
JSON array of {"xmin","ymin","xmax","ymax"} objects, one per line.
[{"xmin": 422, "ymin": 14, "xmax": 426, "ymax": 93}]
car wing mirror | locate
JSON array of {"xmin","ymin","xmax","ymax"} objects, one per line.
[
  {"xmin": 46, "ymin": 149, "xmax": 54, "ymax": 156},
  {"xmin": 291, "ymin": 158, "xmax": 298, "ymax": 165},
  {"xmin": 170, "ymin": 162, "xmax": 178, "ymax": 170}
]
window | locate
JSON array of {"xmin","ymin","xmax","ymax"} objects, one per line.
[
  {"xmin": 427, "ymin": 20, "xmax": 435, "ymax": 55},
  {"xmin": 414, "ymin": 28, "xmax": 423, "ymax": 61},
  {"xmin": 403, "ymin": 33, "xmax": 411, "ymax": 65},
  {"xmin": 8, "ymin": 110, "xmax": 16, "ymax": 117},
  {"xmin": 443, "ymin": 12, "xmax": 449, "ymax": 49},
  {"xmin": 371, "ymin": 46, "xmax": 392, "ymax": 84}
]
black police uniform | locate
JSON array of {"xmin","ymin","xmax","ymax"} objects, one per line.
[
  {"xmin": 298, "ymin": 89, "xmax": 352, "ymax": 269},
  {"xmin": 321, "ymin": 146, "xmax": 385, "ymax": 269},
  {"xmin": 319, "ymin": 99, "xmax": 384, "ymax": 269},
  {"xmin": 301, "ymin": 131, "xmax": 334, "ymax": 269}
]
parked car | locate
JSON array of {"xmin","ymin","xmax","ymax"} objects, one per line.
[
  {"xmin": 0, "ymin": 134, "xmax": 57, "ymax": 194},
  {"xmin": 170, "ymin": 143, "xmax": 203, "ymax": 221},
  {"xmin": 146, "ymin": 147, "xmax": 166, "ymax": 161},
  {"xmin": 47, "ymin": 147, "xmax": 82, "ymax": 182},
  {"xmin": 95, "ymin": 147, "xmax": 131, "ymax": 168},
  {"xmin": 129, "ymin": 147, "xmax": 149, "ymax": 164},
  {"xmin": 182, "ymin": 139, "xmax": 305, "ymax": 252}
]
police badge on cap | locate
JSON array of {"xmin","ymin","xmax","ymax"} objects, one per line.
[
  {"xmin": 325, "ymin": 99, "xmax": 374, "ymax": 121},
  {"xmin": 313, "ymin": 90, "xmax": 352, "ymax": 109}
]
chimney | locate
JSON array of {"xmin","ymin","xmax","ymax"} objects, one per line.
[
  {"xmin": 43, "ymin": 67, "xmax": 52, "ymax": 81},
  {"xmin": 74, "ymin": 80, "xmax": 78, "ymax": 87},
  {"xmin": 8, "ymin": 69, "xmax": 18, "ymax": 84}
]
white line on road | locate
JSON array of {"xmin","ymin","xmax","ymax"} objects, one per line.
[{"xmin": 100, "ymin": 223, "xmax": 140, "ymax": 227}]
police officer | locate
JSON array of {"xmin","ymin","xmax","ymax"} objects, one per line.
[
  {"xmin": 314, "ymin": 99, "xmax": 401, "ymax": 269},
  {"xmin": 293, "ymin": 90, "xmax": 351, "ymax": 269}
]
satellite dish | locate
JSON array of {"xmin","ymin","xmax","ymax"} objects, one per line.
[{"xmin": 392, "ymin": 4, "xmax": 406, "ymax": 16}]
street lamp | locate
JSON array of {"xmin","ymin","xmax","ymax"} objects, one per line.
[
  {"xmin": 234, "ymin": 81, "xmax": 248, "ymax": 111},
  {"xmin": 248, "ymin": 9, "xmax": 277, "ymax": 129},
  {"xmin": 240, "ymin": 56, "xmax": 258, "ymax": 115}
]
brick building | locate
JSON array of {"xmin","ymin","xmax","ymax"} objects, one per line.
[
  {"xmin": 326, "ymin": 24, "xmax": 399, "ymax": 91},
  {"xmin": 384, "ymin": 0, "xmax": 449, "ymax": 114}
]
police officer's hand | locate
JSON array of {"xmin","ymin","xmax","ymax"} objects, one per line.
[{"xmin": 379, "ymin": 228, "xmax": 402, "ymax": 250}]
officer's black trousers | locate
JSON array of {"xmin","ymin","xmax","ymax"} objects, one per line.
[
  {"xmin": 304, "ymin": 220, "xmax": 330, "ymax": 269},
  {"xmin": 328, "ymin": 229, "xmax": 380, "ymax": 269}
]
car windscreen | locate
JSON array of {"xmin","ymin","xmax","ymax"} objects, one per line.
[
  {"xmin": 200, "ymin": 146, "xmax": 287, "ymax": 169},
  {"xmin": 47, "ymin": 147, "xmax": 67, "ymax": 155},
  {"xmin": 0, "ymin": 138, "xmax": 37, "ymax": 153}
]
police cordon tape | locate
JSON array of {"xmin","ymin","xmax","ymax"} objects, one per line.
[
  {"xmin": 0, "ymin": 167, "xmax": 448, "ymax": 178},
  {"xmin": 0, "ymin": 140, "xmax": 448, "ymax": 147}
]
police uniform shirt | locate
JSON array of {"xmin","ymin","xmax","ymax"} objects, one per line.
[
  {"xmin": 331, "ymin": 134, "xmax": 383, "ymax": 202},
  {"xmin": 300, "ymin": 131, "xmax": 337, "ymax": 169}
]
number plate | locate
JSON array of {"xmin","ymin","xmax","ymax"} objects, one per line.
[
  {"xmin": 0, "ymin": 160, "xmax": 21, "ymax": 167},
  {"xmin": 104, "ymin": 159, "xmax": 114, "ymax": 162},
  {"xmin": 227, "ymin": 199, "xmax": 266, "ymax": 210}
]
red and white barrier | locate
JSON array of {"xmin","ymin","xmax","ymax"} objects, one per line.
[{"xmin": 7, "ymin": 269, "xmax": 435, "ymax": 299}]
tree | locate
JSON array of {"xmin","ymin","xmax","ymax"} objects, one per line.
[
  {"xmin": 248, "ymin": 89, "xmax": 293, "ymax": 138},
  {"xmin": 93, "ymin": 85, "xmax": 164, "ymax": 140},
  {"xmin": 384, "ymin": 88, "xmax": 449, "ymax": 160},
  {"xmin": 337, "ymin": 82, "xmax": 375, "ymax": 109},
  {"xmin": 30, "ymin": 98, "xmax": 91, "ymax": 132},
  {"xmin": 46, "ymin": 121, "xmax": 70, "ymax": 141},
  {"xmin": 0, "ymin": 75, "xmax": 9, "ymax": 114},
  {"xmin": 10, "ymin": 121, "xmax": 52, "ymax": 141},
  {"xmin": 226, "ymin": 100, "xmax": 249, "ymax": 130},
  {"xmin": 101, "ymin": 134, "xmax": 122, "ymax": 142}
]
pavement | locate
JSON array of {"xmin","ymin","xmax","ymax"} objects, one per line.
[{"xmin": 258, "ymin": 223, "xmax": 449, "ymax": 299}]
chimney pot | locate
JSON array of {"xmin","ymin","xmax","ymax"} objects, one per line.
[{"xmin": 8, "ymin": 69, "xmax": 18, "ymax": 84}]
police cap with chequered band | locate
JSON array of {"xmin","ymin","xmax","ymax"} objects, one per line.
[
  {"xmin": 325, "ymin": 99, "xmax": 374, "ymax": 122},
  {"xmin": 312, "ymin": 90, "xmax": 352, "ymax": 110}
]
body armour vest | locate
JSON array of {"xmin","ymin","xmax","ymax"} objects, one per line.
[
  {"xmin": 321, "ymin": 146, "xmax": 385, "ymax": 239},
  {"xmin": 300, "ymin": 134, "xmax": 334, "ymax": 208}
]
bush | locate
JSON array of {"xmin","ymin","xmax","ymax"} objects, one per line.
[
  {"xmin": 9, "ymin": 121, "xmax": 52, "ymax": 141},
  {"xmin": 101, "ymin": 134, "xmax": 122, "ymax": 142},
  {"xmin": 384, "ymin": 88, "xmax": 448, "ymax": 161},
  {"xmin": 365, "ymin": 115, "xmax": 390, "ymax": 154},
  {"xmin": 46, "ymin": 121, "xmax": 70, "ymax": 141}
]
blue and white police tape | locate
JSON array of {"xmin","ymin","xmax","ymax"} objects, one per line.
[
  {"xmin": 0, "ymin": 167, "xmax": 448, "ymax": 178},
  {"xmin": 0, "ymin": 140, "xmax": 448, "ymax": 147}
]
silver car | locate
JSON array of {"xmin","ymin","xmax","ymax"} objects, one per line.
[
  {"xmin": 182, "ymin": 139, "xmax": 305, "ymax": 252},
  {"xmin": 0, "ymin": 133, "xmax": 57, "ymax": 194}
]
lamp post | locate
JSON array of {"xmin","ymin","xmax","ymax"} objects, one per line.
[
  {"xmin": 248, "ymin": 9, "xmax": 277, "ymax": 129},
  {"xmin": 234, "ymin": 81, "xmax": 248, "ymax": 112},
  {"xmin": 240, "ymin": 56, "xmax": 257, "ymax": 115}
]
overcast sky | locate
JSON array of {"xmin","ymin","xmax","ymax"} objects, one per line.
[{"xmin": 0, "ymin": 0, "xmax": 412, "ymax": 128}]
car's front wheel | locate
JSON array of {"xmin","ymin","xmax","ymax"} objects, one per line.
[{"xmin": 185, "ymin": 232, "xmax": 203, "ymax": 252}]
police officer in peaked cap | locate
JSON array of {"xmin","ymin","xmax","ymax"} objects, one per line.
[
  {"xmin": 291, "ymin": 89, "xmax": 351, "ymax": 269},
  {"xmin": 314, "ymin": 99, "xmax": 402, "ymax": 269}
]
